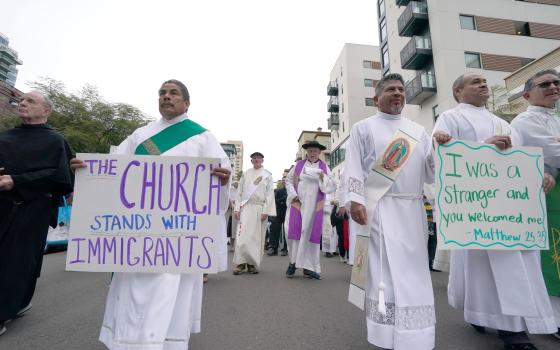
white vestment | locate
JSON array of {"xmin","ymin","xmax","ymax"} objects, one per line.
[
  {"xmin": 434, "ymin": 103, "xmax": 556, "ymax": 333},
  {"xmin": 321, "ymin": 193, "xmax": 338, "ymax": 254},
  {"xmin": 344, "ymin": 112, "xmax": 436, "ymax": 350},
  {"xmin": 233, "ymin": 167, "xmax": 276, "ymax": 268},
  {"xmin": 284, "ymin": 160, "xmax": 336, "ymax": 273},
  {"xmin": 99, "ymin": 113, "xmax": 231, "ymax": 350},
  {"xmin": 511, "ymin": 105, "xmax": 560, "ymax": 327}
]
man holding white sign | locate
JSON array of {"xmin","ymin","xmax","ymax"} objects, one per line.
[
  {"xmin": 71, "ymin": 79, "xmax": 231, "ymax": 350},
  {"xmin": 433, "ymin": 73, "xmax": 556, "ymax": 350},
  {"xmin": 511, "ymin": 69, "xmax": 560, "ymax": 340},
  {"xmin": 343, "ymin": 73, "xmax": 438, "ymax": 350}
]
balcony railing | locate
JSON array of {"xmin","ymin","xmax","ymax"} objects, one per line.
[
  {"xmin": 328, "ymin": 113, "xmax": 340, "ymax": 130},
  {"xmin": 396, "ymin": 0, "xmax": 411, "ymax": 6},
  {"xmin": 397, "ymin": 1, "xmax": 429, "ymax": 37},
  {"xmin": 327, "ymin": 96, "xmax": 339, "ymax": 113},
  {"xmin": 327, "ymin": 81, "xmax": 338, "ymax": 96},
  {"xmin": 405, "ymin": 72, "xmax": 437, "ymax": 105},
  {"xmin": 400, "ymin": 36, "xmax": 432, "ymax": 70}
]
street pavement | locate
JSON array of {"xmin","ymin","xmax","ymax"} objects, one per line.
[{"xmin": 0, "ymin": 250, "xmax": 558, "ymax": 350}]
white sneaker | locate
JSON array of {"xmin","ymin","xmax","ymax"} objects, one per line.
[
  {"xmin": 16, "ymin": 303, "xmax": 32, "ymax": 317},
  {"xmin": 339, "ymin": 256, "xmax": 345, "ymax": 263},
  {"xmin": 0, "ymin": 324, "xmax": 6, "ymax": 336}
]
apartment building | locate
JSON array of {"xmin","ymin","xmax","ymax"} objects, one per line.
[
  {"xmin": 376, "ymin": 0, "xmax": 560, "ymax": 130},
  {"xmin": 326, "ymin": 43, "xmax": 382, "ymax": 179}
]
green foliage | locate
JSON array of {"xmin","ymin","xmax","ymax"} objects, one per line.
[{"xmin": 0, "ymin": 77, "xmax": 150, "ymax": 153}]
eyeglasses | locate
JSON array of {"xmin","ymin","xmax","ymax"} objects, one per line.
[{"xmin": 535, "ymin": 80, "xmax": 560, "ymax": 89}]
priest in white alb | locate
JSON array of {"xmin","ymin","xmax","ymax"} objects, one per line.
[
  {"xmin": 71, "ymin": 79, "xmax": 231, "ymax": 350},
  {"xmin": 510, "ymin": 69, "xmax": 560, "ymax": 340},
  {"xmin": 284, "ymin": 140, "xmax": 336, "ymax": 280},
  {"xmin": 433, "ymin": 72, "xmax": 556, "ymax": 350},
  {"xmin": 343, "ymin": 73, "xmax": 437, "ymax": 350},
  {"xmin": 232, "ymin": 152, "xmax": 276, "ymax": 275}
]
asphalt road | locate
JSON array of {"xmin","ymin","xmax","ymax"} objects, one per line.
[{"xmin": 0, "ymin": 250, "xmax": 557, "ymax": 350}]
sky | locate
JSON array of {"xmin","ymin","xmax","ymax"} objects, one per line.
[{"xmin": 2, "ymin": 0, "xmax": 379, "ymax": 179}]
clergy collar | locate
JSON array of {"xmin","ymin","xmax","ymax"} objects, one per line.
[
  {"xmin": 528, "ymin": 105, "xmax": 557, "ymax": 116},
  {"xmin": 377, "ymin": 111, "xmax": 401, "ymax": 120},
  {"xmin": 161, "ymin": 112, "xmax": 188, "ymax": 125},
  {"xmin": 458, "ymin": 103, "xmax": 487, "ymax": 112},
  {"xmin": 307, "ymin": 158, "xmax": 321, "ymax": 164}
]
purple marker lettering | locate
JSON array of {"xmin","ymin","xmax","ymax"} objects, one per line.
[
  {"xmin": 166, "ymin": 236, "xmax": 181, "ymax": 266},
  {"xmin": 84, "ymin": 159, "xmax": 97, "ymax": 175},
  {"xmin": 158, "ymin": 163, "xmax": 174, "ymax": 211},
  {"xmin": 68, "ymin": 238, "xmax": 86, "ymax": 264},
  {"xmin": 120, "ymin": 160, "xmax": 140, "ymax": 209},
  {"xmin": 142, "ymin": 236, "xmax": 154, "ymax": 266},
  {"xmin": 109, "ymin": 159, "xmax": 117, "ymax": 175},
  {"xmin": 193, "ymin": 163, "xmax": 208, "ymax": 214},
  {"xmin": 127, "ymin": 237, "xmax": 139, "ymax": 266},
  {"xmin": 174, "ymin": 162, "xmax": 190, "ymax": 213},
  {"xmin": 103, "ymin": 237, "xmax": 117, "ymax": 265},
  {"xmin": 99, "ymin": 159, "xmax": 109, "ymax": 174},
  {"xmin": 88, "ymin": 237, "xmax": 101, "ymax": 264},
  {"xmin": 197, "ymin": 236, "xmax": 213, "ymax": 269},
  {"xmin": 140, "ymin": 162, "xmax": 157, "ymax": 210}
]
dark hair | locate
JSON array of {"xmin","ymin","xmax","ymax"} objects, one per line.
[
  {"xmin": 524, "ymin": 69, "xmax": 559, "ymax": 92},
  {"xmin": 375, "ymin": 73, "xmax": 405, "ymax": 97},
  {"xmin": 161, "ymin": 79, "xmax": 190, "ymax": 102}
]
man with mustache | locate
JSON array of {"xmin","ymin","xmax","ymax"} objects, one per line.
[
  {"xmin": 71, "ymin": 79, "xmax": 232, "ymax": 350},
  {"xmin": 0, "ymin": 91, "xmax": 73, "ymax": 336},
  {"xmin": 433, "ymin": 73, "xmax": 556, "ymax": 350},
  {"xmin": 511, "ymin": 69, "xmax": 560, "ymax": 341},
  {"xmin": 343, "ymin": 73, "xmax": 438, "ymax": 349}
]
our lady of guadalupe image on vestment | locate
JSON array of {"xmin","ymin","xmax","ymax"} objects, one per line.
[
  {"xmin": 253, "ymin": 176, "xmax": 263, "ymax": 185},
  {"xmin": 381, "ymin": 138, "xmax": 410, "ymax": 171},
  {"xmin": 350, "ymin": 236, "xmax": 369, "ymax": 289}
]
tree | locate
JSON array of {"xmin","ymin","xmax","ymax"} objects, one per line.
[{"xmin": 0, "ymin": 77, "xmax": 150, "ymax": 153}]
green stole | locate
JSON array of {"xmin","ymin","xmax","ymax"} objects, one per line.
[
  {"xmin": 135, "ymin": 118, "xmax": 206, "ymax": 155},
  {"xmin": 543, "ymin": 175, "xmax": 560, "ymax": 296}
]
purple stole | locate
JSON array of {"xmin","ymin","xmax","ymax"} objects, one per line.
[{"xmin": 287, "ymin": 159, "xmax": 327, "ymax": 244}]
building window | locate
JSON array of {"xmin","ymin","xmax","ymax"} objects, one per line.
[
  {"xmin": 341, "ymin": 85, "xmax": 344, "ymax": 94},
  {"xmin": 378, "ymin": 0, "xmax": 385, "ymax": 18},
  {"xmin": 380, "ymin": 18, "xmax": 387, "ymax": 43},
  {"xmin": 363, "ymin": 60, "xmax": 374, "ymax": 69},
  {"xmin": 342, "ymin": 121, "xmax": 345, "ymax": 132},
  {"xmin": 382, "ymin": 44, "xmax": 389, "ymax": 70},
  {"xmin": 364, "ymin": 79, "xmax": 374, "ymax": 87},
  {"xmin": 514, "ymin": 21, "xmax": 530, "ymax": 36},
  {"xmin": 365, "ymin": 98, "xmax": 375, "ymax": 106},
  {"xmin": 465, "ymin": 52, "xmax": 482, "ymax": 68},
  {"xmin": 341, "ymin": 103, "xmax": 344, "ymax": 113},
  {"xmin": 432, "ymin": 104, "xmax": 440, "ymax": 122},
  {"xmin": 459, "ymin": 15, "xmax": 476, "ymax": 30}
]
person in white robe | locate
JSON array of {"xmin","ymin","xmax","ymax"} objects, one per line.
[
  {"xmin": 510, "ymin": 69, "xmax": 560, "ymax": 340},
  {"xmin": 321, "ymin": 194, "xmax": 338, "ymax": 256},
  {"xmin": 71, "ymin": 80, "xmax": 231, "ymax": 350},
  {"xmin": 228, "ymin": 183, "xmax": 238, "ymax": 252},
  {"xmin": 433, "ymin": 73, "xmax": 556, "ymax": 349},
  {"xmin": 232, "ymin": 152, "xmax": 276, "ymax": 274},
  {"xmin": 344, "ymin": 73, "xmax": 437, "ymax": 350},
  {"xmin": 284, "ymin": 140, "xmax": 336, "ymax": 280}
]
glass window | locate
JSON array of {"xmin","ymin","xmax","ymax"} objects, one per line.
[
  {"xmin": 341, "ymin": 103, "xmax": 344, "ymax": 113},
  {"xmin": 459, "ymin": 15, "xmax": 476, "ymax": 30},
  {"xmin": 378, "ymin": 0, "xmax": 385, "ymax": 17},
  {"xmin": 382, "ymin": 44, "xmax": 389, "ymax": 69},
  {"xmin": 464, "ymin": 52, "xmax": 481, "ymax": 68},
  {"xmin": 380, "ymin": 18, "xmax": 387, "ymax": 43},
  {"xmin": 363, "ymin": 60, "xmax": 374, "ymax": 69},
  {"xmin": 365, "ymin": 98, "xmax": 375, "ymax": 106},
  {"xmin": 514, "ymin": 21, "xmax": 530, "ymax": 36},
  {"xmin": 432, "ymin": 104, "xmax": 440, "ymax": 122},
  {"xmin": 364, "ymin": 79, "xmax": 374, "ymax": 87}
]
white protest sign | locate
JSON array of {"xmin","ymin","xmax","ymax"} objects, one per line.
[
  {"xmin": 66, "ymin": 153, "xmax": 225, "ymax": 273},
  {"xmin": 436, "ymin": 141, "xmax": 548, "ymax": 250}
]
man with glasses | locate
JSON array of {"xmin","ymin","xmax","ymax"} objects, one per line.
[
  {"xmin": 511, "ymin": 69, "xmax": 560, "ymax": 340},
  {"xmin": 232, "ymin": 152, "xmax": 276, "ymax": 275},
  {"xmin": 433, "ymin": 72, "xmax": 556, "ymax": 350}
]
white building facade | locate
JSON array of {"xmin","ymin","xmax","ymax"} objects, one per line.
[
  {"xmin": 377, "ymin": 0, "xmax": 560, "ymax": 130},
  {"xmin": 327, "ymin": 43, "xmax": 382, "ymax": 181}
]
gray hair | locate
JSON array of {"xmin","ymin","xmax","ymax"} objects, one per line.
[
  {"xmin": 30, "ymin": 90, "xmax": 53, "ymax": 114},
  {"xmin": 524, "ymin": 69, "xmax": 559, "ymax": 92},
  {"xmin": 452, "ymin": 74, "xmax": 471, "ymax": 103},
  {"xmin": 375, "ymin": 73, "xmax": 405, "ymax": 97},
  {"xmin": 161, "ymin": 79, "xmax": 190, "ymax": 102}
]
